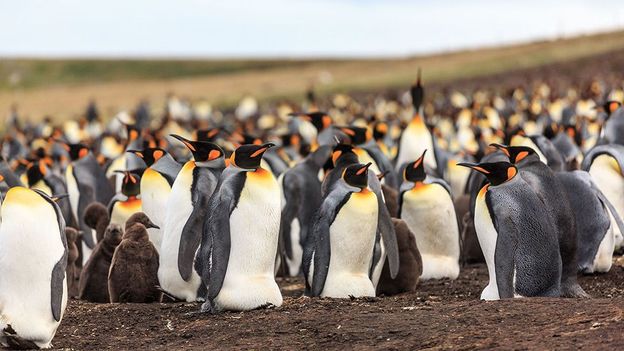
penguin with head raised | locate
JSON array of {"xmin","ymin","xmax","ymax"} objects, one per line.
[
  {"xmin": 127, "ymin": 147, "xmax": 182, "ymax": 252},
  {"xmin": 108, "ymin": 170, "xmax": 142, "ymax": 227},
  {"xmin": 108, "ymin": 213, "xmax": 161, "ymax": 303},
  {"xmin": 459, "ymin": 161, "xmax": 562, "ymax": 300},
  {"xmin": 78, "ymin": 223, "xmax": 123, "ymax": 303},
  {"xmin": 63, "ymin": 142, "xmax": 114, "ymax": 263},
  {"xmin": 582, "ymin": 144, "xmax": 624, "ymax": 251},
  {"xmin": 492, "ymin": 143, "xmax": 586, "ymax": 297},
  {"xmin": 0, "ymin": 188, "xmax": 68, "ymax": 349},
  {"xmin": 278, "ymin": 145, "xmax": 333, "ymax": 276},
  {"xmin": 196, "ymin": 143, "xmax": 283, "ymax": 312},
  {"xmin": 105, "ymin": 122, "xmax": 144, "ymax": 192},
  {"xmin": 303, "ymin": 163, "xmax": 396, "ymax": 298},
  {"xmin": 159, "ymin": 135, "xmax": 225, "ymax": 302},
  {"xmin": 398, "ymin": 150, "xmax": 460, "ymax": 280}
]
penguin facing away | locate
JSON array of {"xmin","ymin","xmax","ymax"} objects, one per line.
[
  {"xmin": 459, "ymin": 162, "xmax": 562, "ymax": 300},
  {"xmin": 108, "ymin": 213, "xmax": 161, "ymax": 303},
  {"xmin": 159, "ymin": 135, "xmax": 225, "ymax": 302},
  {"xmin": 492, "ymin": 143, "xmax": 586, "ymax": 298},
  {"xmin": 399, "ymin": 150, "xmax": 460, "ymax": 280},
  {"xmin": 0, "ymin": 188, "xmax": 68, "ymax": 349},
  {"xmin": 304, "ymin": 163, "xmax": 381, "ymax": 298},
  {"xmin": 197, "ymin": 143, "xmax": 282, "ymax": 313}
]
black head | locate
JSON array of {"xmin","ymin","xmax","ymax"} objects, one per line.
[
  {"xmin": 457, "ymin": 161, "xmax": 517, "ymax": 186},
  {"xmin": 115, "ymin": 170, "xmax": 141, "ymax": 197},
  {"xmin": 373, "ymin": 122, "xmax": 389, "ymax": 140},
  {"xmin": 125, "ymin": 212, "xmax": 159, "ymax": 231},
  {"xmin": 125, "ymin": 123, "xmax": 141, "ymax": 144},
  {"xmin": 336, "ymin": 126, "xmax": 371, "ymax": 145},
  {"xmin": 410, "ymin": 68, "xmax": 424, "ymax": 111},
  {"xmin": 490, "ymin": 143, "xmax": 537, "ymax": 164},
  {"xmin": 604, "ymin": 100, "xmax": 622, "ymax": 115},
  {"xmin": 170, "ymin": 134, "xmax": 224, "ymax": 163},
  {"xmin": 26, "ymin": 161, "xmax": 48, "ymax": 187},
  {"xmin": 331, "ymin": 143, "xmax": 356, "ymax": 166},
  {"xmin": 196, "ymin": 128, "xmax": 221, "ymax": 142},
  {"xmin": 292, "ymin": 112, "xmax": 332, "ymax": 132},
  {"xmin": 127, "ymin": 148, "xmax": 168, "ymax": 167},
  {"xmin": 404, "ymin": 150, "xmax": 427, "ymax": 183},
  {"xmin": 280, "ymin": 133, "xmax": 301, "ymax": 148},
  {"xmin": 229, "ymin": 132, "xmax": 263, "ymax": 146},
  {"xmin": 61, "ymin": 142, "xmax": 90, "ymax": 161},
  {"xmin": 230, "ymin": 143, "xmax": 275, "ymax": 170},
  {"xmin": 342, "ymin": 163, "xmax": 371, "ymax": 189}
]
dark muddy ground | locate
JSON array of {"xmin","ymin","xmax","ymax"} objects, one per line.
[{"xmin": 51, "ymin": 259, "xmax": 624, "ymax": 350}]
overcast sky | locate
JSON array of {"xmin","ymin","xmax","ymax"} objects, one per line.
[{"xmin": 1, "ymin": 0, "xmax": 622, "ymax": 58}]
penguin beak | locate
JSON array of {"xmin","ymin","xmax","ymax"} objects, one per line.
[
  {"xmin": 457, "ymin": 162, "xmax": 490, "ymax": 175},
  {"xmin": 146, "ymin": 220, "xmax": 160, "ymax": 230},
  {"xmin": 169, "ymin": 134, "xmax": 197, "ymax": 152},
  {"xmin": 489, "ymin": 143, "xmax": 510, "ymax": 157},
  {"xmin": 414, "ymin": 149, "xmax": 427, "ymax": 168},
  {"xmin": 377, "ymin": 171, "xmax": 389, "ymax": 181},
  {"xmin": 51, "ymin": 193, "xmax": 69, "ymax": 202},
  {"xmin": 126, "ymin": 149, "xmax": 144, "ymax": 159},
  {"xmin": 356, "ymin": 162, "xmax": 372, "ymax": 175}
]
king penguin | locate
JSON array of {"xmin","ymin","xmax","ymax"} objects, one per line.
[
  {"xmin": 159, "ymin": 135, "xmax": 225, "ymax": 302},
  {"xmin": 492, "ymin": 144, "xmax": 586, "ymax": 298},
  {"xmin": 398, "ymin": 150, "xmax": 460, "ymax": 280},
  {"xmin": 108, "ymin": 170, "xmax": 142, "ymax": 227},
  {"xmin": 0, "ymin": 188, "xmax": 68, "ymax": 349},
  {"xmin": 127, "ymin": 147, "xmax": 182, "ymax": 252},
  {"xmin": 459, "ymin": 162, "xmax": 562, "ymax": 300},
  {"xmin": 196, "ymin": 143, "xmax": 283, "ymax": 312},
  {"xmin": 303, "ymin": 163, "xmax": 388, "ymax": 298}
]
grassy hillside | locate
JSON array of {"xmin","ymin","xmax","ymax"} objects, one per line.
[{"xmin": 2, "ymin": 29, "xmax": 624, "ymax": 120}]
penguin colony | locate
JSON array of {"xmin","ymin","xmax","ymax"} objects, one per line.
[{"xmin": 0, "ymin": 71, "xmax": 624, "ymax": 348}]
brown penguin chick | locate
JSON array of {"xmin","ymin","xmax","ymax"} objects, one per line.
[
  {"xmin": 108, "ymin": 213, "xmax": 161, "ymax": 303},
  {"xmin": 381, "ymin": 183, "xmax": 399, "ymax": 218},
  {"xmin": 454, "ymin": 194, "xmax": 484, "ymax": 264},
  {"xmin": 65, "ymin": 227, "xmax": 80, "ymax": 298},
  {"xmin": 84, "ymin": 202, "xmax": 110, "ymax": 242},
  {"xmin": 78, "ymin": 223, "xmax": 122, "ymax": 303},
  {"xmin": 376, "ymin": 218, "xmax": 422, "ymax": 296}
]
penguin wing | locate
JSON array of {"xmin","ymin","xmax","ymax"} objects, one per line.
[
  {"xmin": 485, "ymin": 189, "xmax": 517, "ymax": 299},
  {"xmin": 529, "ymin": 135, "xmax": 564, "ymax": 172},
  {"xmin": 178, "ymin": 169, "xmax": 219, "ymax": 282},
  {"xmin": 279, "ymin": 171, "xmax": 300, "ymax": 260},
  {"xmin": 310, "ymin": 185, "xmax": 353, "ymax": 296},
  {"xmin": 368, "ymin": 172, "xmax": 400, "ymax": 279},
  {"xmin": 204, "ymin": 169, "xmax": 247, "ymax": 301}
]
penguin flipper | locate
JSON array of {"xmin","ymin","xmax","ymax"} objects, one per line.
[
  {"xmin": 368, "ymin": 173, "xmax": 400, "ymax": 279},
  {"xmin": 51, "ymin": 255, "xmax": 67, "ymax": 321},
  {"xmin": 280, "ymin": 172, "xmax": 300, "ymax": 260},
  {"xmin": 178, "ymin": 204, "xmax": 208, "ymax": 282},
  {"xmin": 77, "ymin": 184, "xmax": 97, "ymax": 249}
]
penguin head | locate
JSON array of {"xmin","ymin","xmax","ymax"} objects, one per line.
[
  {"xmin": 490, "ymin": 143, "xmax": 537, "ymax": 164},
  {"xmin": 404, "ymin": 150, "xmax": 427, "ymax": 183},
  {"xmin": 61, "ymin": 142, "xmax": 90, "ymax": 161},
  {"xmin": 457, "ymin": 161, "xmax": 517, "ymax": 186},
  {"xmin": 170, "ymin": 134, "xmax": 224, "ymax": 164},
  {"xmin": 410, "ymin": 68, "xmax": 424, "ymax": 111},
  {"xmin": 25, "ymin": 160, "xmax": 48, "ymax": 187},
  {"xmin": 125, "ymin": 123, "xmax": 141, "ymax": 144},
  {"xmin": 123, "ymin": 223, "xmax": 150, "ymax": 242},
  {"xmin": 84, "ymin": 202, "xmax": 109, "ymax": 229},
  {"xmin": 125, "ymin": 212, "xmax": 159, "ymax": 232},
  {"xmin": 103, "ymin": 223, "xmax": 123, "ymax": 246},
  {"xmin": 65, "ymin": 227, "xmax": 79, "ymax": 244},
  {"xmin": 115, "ymin": 170, "xmax": 141, "ymax": 197},
  {"xmin": 342, "ymin": 163, "xmax": 372, "ymax": 189},
  {"xmin": 291, "ymin": 112, "xmax": 332, "ymax": 132},
  {"xmin": 603, "ymin": 100, "xmax": 622, "ymax": 115},
  {"xmin": 331, "ymin": 143, "xmax": 356, "ymax": 166},
  {"xmin": 229, "ymin": 143, "xmax": 275, "ymax": 170},
  {"xmin": 196, "ymin": 128, "xmax": 222, "ymax": 142},
  {"xmin": 127, "ymin": 148, "xmax": 167, "ymax": 167},
  {"xmin": 335, "ymin": 126, "xmax": 372, "ymax": 145}
]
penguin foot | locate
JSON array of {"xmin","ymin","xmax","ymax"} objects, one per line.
[
  {"xmin": 3, "ymin": 325, "xmax": 40, "ymax": 350},
  {"xmin": 255, "ymin": 302, "xmax": 276, "ymax": 310},
  {"xmin": 560, "ymin": 284, "xmax": 590, "ymax": 298}
]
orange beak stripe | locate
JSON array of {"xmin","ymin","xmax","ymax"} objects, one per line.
[
  {"xmin": 413, "ymin": 157, "xmax": 423, "ymax": 169},
  {"xmin": 183, "ymin": 141, "xmax": 196, "ymax": 152},
  {"xmin": 341, "ymin": 128, "xmax": 356, "ymax": 136},
  {"xmin": 79, "ymin": 148, "xmax": 89, "ymax": 159},
  {"xmin": 473, "ymin": 166, "xmax": 490, "ymax": 174},
  {"xmin": 128, "ymin": 174, "xmax": 137, "ymax": 184},
  {"xmin": 356, "ymin": 165, "xmax": 369, "ymax": 175},
  {"xmin": 610, "ymin": 102, "xmax": 620, "ymax": 113},
  {"xmin": 250, "ymin": 147, "xmax": 268, "ymax": 158}
]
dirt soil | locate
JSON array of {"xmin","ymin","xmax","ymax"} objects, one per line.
[{"xmin": 50, "ymin": 259, "xmax": 624, "ymax": 350}]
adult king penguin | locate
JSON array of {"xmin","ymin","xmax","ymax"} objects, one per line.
[
  {"xmin": 0, "ymin": 188, "xmax": 68, "ymax": 349},
  {"xmin": 127, "ymin": 148, "xmax": 182, "ymax": 252},
  {"xmin": 492, "ymin": 144, "xmax": 586, "ymax": 297},
  {"xmin": 108, "ymin": 170, "xmax": 142, "ymax": 227},
  {"xmin": 304, "ymin": 163, "xmax": 394, "ymax": 298},
  {"xmin": 399, "ymin": 150, "xmax": 460, "ymax": 280},
  {"xmin": 159, "ymin": 135, "xmax": 225, "ymax": 302},
  {"xmin": 197, "ymin": 143, "xmax": 282, "ymax": 312},
  {"xmin": 459, "ymin": 162, "xmax": 562, "ymax": 300}
]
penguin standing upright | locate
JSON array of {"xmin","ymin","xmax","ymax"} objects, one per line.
[
  {"xmin": 493, "ymin": 144, "xmax": 586, "ymax": 297},
  {"xmin": 459, "ymin": 162, "xmax": 562, "ymax": 300},
  {"xmin": 108, "ymin": 170, "xmax": 142, "ymax": 227},
  {"xmin": 127, "ymin": 148, "xmax": 181, "ymax": 251},
  {"xmin": 399, "ymin": 150, "xmax": 460, "ymax": 280},
  {"xmin": 396, "ymin": 71, "xmax": 439, "ymax": 173},
  {"xmin": 24, "ymin": 160, "xmax": 75, "ymax": 227},
  {"xmin": 79, "ymin": 223, "xmax": 123, "ymax": 303},
  {"xmin": 0, "ymin": 188, "xmax": 68, "ymax": 349},
  {"xmin": 105, "ymin": 123, "xmax": 144, "ymax": 192},
  {"xmin": 159, "ymin": 135, "xmax": 225, "ymax": 302},
  {"xmin": 196, "ymin": 143, "xmax": 283, "ymax": 312},
  {"xmin": 303, "ymin": 163, "xmax": 392, "ymax": 298}
]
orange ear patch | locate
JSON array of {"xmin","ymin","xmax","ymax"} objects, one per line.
[
  {"xmin": 130, "ymin": 130, "xmax": 139, "ymax": 140},
  {"xmin": 610, "ymin": 102, "xmax": 621, "ymax": 113},
  {"xmin": 79, "ymin": 148, "xmax": 89, "ymax": 159},
  {"xmin": 516, "ymin": 151, "xmax": 529, "ymax": 162},
  {"xmin": 153, "ymin": 150, "xmax": 164, "ymax": 160},
  {"xmin": 322, "ymin": 116, "xmax": 332, "ymax": 129},
  {"xmin": 507, "ymin": 166, "xmax": 517, "ymax": 180},
  {"xmin": 208, "ymin": 149, "xmax": 221, "ymax": 161},
  {"xmin": 332, "ymin": 150, "xmax": 342, "ymax": 165}
]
